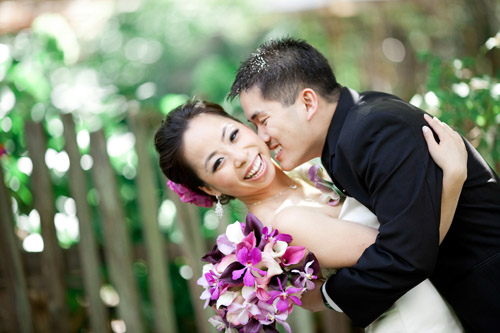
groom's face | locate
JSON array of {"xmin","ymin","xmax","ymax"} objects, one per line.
[{"xmin": 239, "ymin": 85, "xmax": 310, "ymax": 171}]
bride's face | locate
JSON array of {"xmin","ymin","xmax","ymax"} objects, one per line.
[{"xmin": 182, "ymin": 113, "xmax": 276, "ymax": 198}]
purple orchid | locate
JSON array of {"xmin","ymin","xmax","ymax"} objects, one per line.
[
  {"xmin": 267, "ymin": 277, "xmax": 303, "ymax": 313},
  {"xmin": 262, "ymin": 226, "xmax": 292, "ymax": 245},
  {"xmin": 208, "ymin": 308, "xmax": 233, "ymax": 332},
  {"xmin": 227, "ymin": 295, "xmax": 261, "ymax": 326},
  {"xmin": 244, "ymin": 213, "xmax": 264, "ymax": 247},
  {"xmin": 291, "ymin": 252, "xmax": 320, "ymax": 290},
  {"xmin": 198, "ymin": 265, "xmax": 229, "ymax": 308},
  {"xmin": 201, "ymin": 244, "xmax": 224, "ymax": 264},
  {"xmin": 216, "ymin": 233, "xmax": 236, "ymax": 256},
  {"xmin": 208, "ymin": 314, "xmax": 227, "ymax": 332},
  {"xmin": 232, "ymin": 246, "xmax": 267, "ymax": 286},
  {"xmin": 255, "ymin": 301, "xmax": 290, "ymax": 333},
  {"xmin": 167, "ymin": 180, "xmax": 214, "ymax": 207},
  {"xmin": 206, "ymin": 271, "xmax": 227, "ymax": 300},
  {"xmin": 307, "ymin": 165, "xmax": 343, "ymax": 206}
]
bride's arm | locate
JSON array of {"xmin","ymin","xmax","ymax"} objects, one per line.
[
  {"xmin": 422, "ymin": 114, "xmax": 467, "ymax": 243},
  {"xmin": 273, "ymin": 207, "xmax": 378, "ymax": 269},
  {"xmin": 273, "ymin": 207, "xmax": 377, "ymax": 312}
]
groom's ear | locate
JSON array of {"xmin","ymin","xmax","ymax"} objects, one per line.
[{"xmin": 300, "ymin": 88, "xmax": 319, "ymax": 121}]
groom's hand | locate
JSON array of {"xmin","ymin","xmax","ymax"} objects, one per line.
[{"xmin": 301, "ymin": 279, "xmax": 328, "ymax": 312}]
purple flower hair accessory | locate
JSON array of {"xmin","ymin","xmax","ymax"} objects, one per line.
[{"xmin": 167, "ymin": 180, "xmax": 214, "ymax": 208}]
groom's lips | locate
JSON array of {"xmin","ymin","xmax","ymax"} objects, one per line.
[{"xmin": 270, "ymin": 144, "xmax": 282, "ymax": 162}]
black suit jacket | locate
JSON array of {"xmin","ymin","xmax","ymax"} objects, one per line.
[{"xmin": 321, "ymin": 87, "xmax": 500, "ymax": 332}]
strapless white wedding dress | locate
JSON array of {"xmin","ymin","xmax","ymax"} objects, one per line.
[{"xmin": 325, "ymin": 197, "xmax": 464, "ymax": 332}]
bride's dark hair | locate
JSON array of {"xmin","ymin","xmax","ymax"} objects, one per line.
[{"xmin": 154, "ymin": 100, "xmax": 240, "ymax": 204}]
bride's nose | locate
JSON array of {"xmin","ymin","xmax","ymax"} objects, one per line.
[{"xmin": 233, "ymin": 149, "xmax": 247, "ymax": 168}]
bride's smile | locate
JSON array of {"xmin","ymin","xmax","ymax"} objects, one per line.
[{"xmin": 244, "ymin": 154, "xmax": 267, "ymax": 180}]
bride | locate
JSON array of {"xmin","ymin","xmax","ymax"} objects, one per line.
[{"xmin": 154, "ymin": 100, "xmax": 466, "ymax": 332}]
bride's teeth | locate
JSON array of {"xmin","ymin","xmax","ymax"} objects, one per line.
[{"xmin": 245, "ymin": 155, "xmax": 264, "ymax": 179}]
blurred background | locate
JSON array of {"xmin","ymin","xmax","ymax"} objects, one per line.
[{"xmin": 0, "ymin": 0, "xmax": 499, "ymax": 332}]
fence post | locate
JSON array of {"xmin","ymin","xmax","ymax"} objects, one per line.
[
  {"xmin": 25, "ymin": 121, "xmax": 70, "ymax": 333},
  {"xmin": 166, "ymin": 190, "xmax": 215, "ymax": 333},
  {"xmin": 89, "ymin": 130, "xmax": 144, "ymax": 333},
  {"xmin": 129, "ymin": 113, "xmax": 178, "ymax": 333},
  {"xmin": 61, "ymin": 114, "xmax": 110, "ymax": 332},
  {"xmin": 0, "ymin": 163, "xmax": 34, "ymax": 333}
]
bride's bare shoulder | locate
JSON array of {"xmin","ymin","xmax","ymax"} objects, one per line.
[{"xmin": 272, "ymin": 205, "xmax": 326, "ymax": 232}]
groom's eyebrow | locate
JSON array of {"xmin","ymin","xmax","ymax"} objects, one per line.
[
  {"xmin": 248, "ymin": 111, "xmax": 262, "ymax": 124},
  {"xmin": 248, "ymin": 111, "xmax": 261, "ymax": 122}
]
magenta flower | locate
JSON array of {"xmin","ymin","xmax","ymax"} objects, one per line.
[
  {"xmin": 238, "ymin": 231, "xmax": 257, "ymax": 251},
  {"xmin": 232, "ymin": 246, "xmax": 267, "ymax": 286},
  {"xmin": 267, "ymin": 277, "xmax": 302, "ymax": 313},
  {"xmin": 280, "ymin": 246, "xmax": 306, "ymax": 267},
  {"xmin": 167, "ymin": 180, "xmax": 214, "ymax": 207}
]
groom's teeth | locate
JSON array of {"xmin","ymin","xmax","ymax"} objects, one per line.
[{"xmin": 273, "ymin": 145, "xmax": 282, "ymax": 155}]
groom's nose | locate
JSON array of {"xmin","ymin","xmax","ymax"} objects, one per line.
[{"xmin": 257, "ymin": 125, "xmax": 271, "ymax": 143}]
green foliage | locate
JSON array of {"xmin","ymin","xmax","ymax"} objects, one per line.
[{"xmin": 417, "ymin": 53, "xmax": 500, "ymax": 171}]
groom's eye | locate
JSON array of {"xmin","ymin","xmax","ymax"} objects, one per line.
[{"xmin": 229, "ymin": 129, "xmax": 239, "ymax": 142}]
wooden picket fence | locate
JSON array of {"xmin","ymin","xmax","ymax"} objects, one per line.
[{"xmin": 0, "ymin": 112, "xmax": 355, "ymax": 333}]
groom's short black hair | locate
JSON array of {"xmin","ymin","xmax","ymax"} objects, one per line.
[{"xmin": 228, "ymin": 37, "xmax": 341, "ymax": 106}]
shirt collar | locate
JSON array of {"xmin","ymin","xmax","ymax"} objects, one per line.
[{"xmin": 321, "ymin": 87, "xmax": 360, "ymax": 163}]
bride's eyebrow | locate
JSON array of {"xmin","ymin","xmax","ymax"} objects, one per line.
[{"xmin": 203, "ymin": 123, "xmax": 230, "ymax": 171}]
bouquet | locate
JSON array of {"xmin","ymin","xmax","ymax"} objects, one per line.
[{"xmin": 198, "ymin": 213, "xmax": 319, "ymax": 333}]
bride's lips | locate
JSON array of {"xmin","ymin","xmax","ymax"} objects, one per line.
[{"xmin": 244, "ymin": 154, "xmax": 267, "ymax": 180}]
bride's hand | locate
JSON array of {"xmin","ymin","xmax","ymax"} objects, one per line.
[{"xmin": 422, "ymin": 114, "xmax": 467, "ymax": 183}]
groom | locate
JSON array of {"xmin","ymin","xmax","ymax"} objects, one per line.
[{"xmin": 228, "ymin": 37, "xmax": 500, "ymax": 332}]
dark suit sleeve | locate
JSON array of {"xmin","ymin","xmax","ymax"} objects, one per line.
[{"xmin": 323, "ymin": 110, "xmax": 443, "ymax": 327}]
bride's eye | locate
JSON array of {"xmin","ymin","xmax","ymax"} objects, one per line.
[
  {"xmin": 229, "ymin": 129, "xmax": 239, "ymax": 142},
  {"xmin": 213, "ymin": 157, "xmax": 223, "ymax": 172}
]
